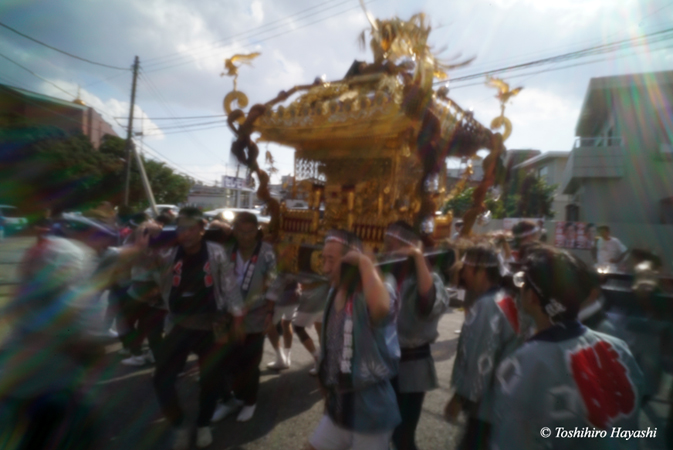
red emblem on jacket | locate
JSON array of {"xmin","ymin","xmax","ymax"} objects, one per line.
[
  {"xmin": 173, "ymin": 260, "xmax": 183, "ymax": 287},
  {"xmin": 204, "ymin": 261, "xmax": 213, "ymax": 287},
  {"xmin": 496, "ymin": 296, "xmax": 519, "ymax": 334},
  {"xmin": 570, "ymin": 341, "xmax": 636, "ymax": 429}
]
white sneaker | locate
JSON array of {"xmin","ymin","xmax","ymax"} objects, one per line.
[
  {"xmin": 236, "ymin": 404, "xmax": 256, "ymax": 422},
  {"xmin": 107, "ymin": 328, "xmax": 119, "ymax": 338},
  {"xmin": 211, "ymin": 398, "xmax": 243, "ymax": 422},
  {"xmin": 172, "ymin": 427, "xmax": 190, "ymax": 450},
  {"xmin": 267, "ymin": 353, "xmax": 289, "ymax": 370},
  {"xmin": 196, "ymin": 427, "xmax": 212, "ymax": 448},
  {"xmin": 121, "ymin": 355, "xmax": 147, "ymax": 366},
  {"xmin": 309, "ymin": 356, "xmax": 319, "ymax": 376},
  {"xmin": 284, "ymin": 349, "xmax": 292, "ymax": 367}
]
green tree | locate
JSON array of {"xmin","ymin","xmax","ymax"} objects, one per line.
[
  {"xmin": 513, "ymin": 174, "xmax": 556, "ymax": 218},
  {"xmin": 141, "ymin": 158, "xmax": 191, "ymax": 206},
  {"xmin": 100, "ymin": 135, "xmax": 191, "ymax": 210},
  {"xmin": 0, "ymin": 127, "xmax": 123, "ymax": 215},
  {"xmin": 0, "ymin": 129, "xmax": 191, "ymax": 216},
  {"xmin": 442, "ymin": 173, "xmax": 555, "ymax": 220},
  {"xmin": 441, "ymin": 187, "xmax": 475, "ymax": 218}
]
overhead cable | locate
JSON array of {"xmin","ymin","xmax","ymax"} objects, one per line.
[{"xmin": 0, "ymin": 21, "xmax": 129, "ymax": 70}]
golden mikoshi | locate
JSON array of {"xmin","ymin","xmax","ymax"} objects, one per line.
[{"xmin": 221, "ymin": 9, "xmax": 520, "ymax": 273}]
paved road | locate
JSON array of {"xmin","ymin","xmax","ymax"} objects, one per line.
[
  {"xmin": 1, "ymin": 236, "xmax": 670, "ymax": 449},
  {"xmin": 91, "ymin": 313, "xmax": 464, "ymax": 450}
]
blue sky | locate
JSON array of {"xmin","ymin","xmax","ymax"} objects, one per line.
[{"xmin": 1, "ymin": 0, "xmax": 672, "ymax": 184}]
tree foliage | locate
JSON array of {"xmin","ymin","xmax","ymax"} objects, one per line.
[
  {"xmin": 0, "ymin": 128, "xmax": 190, "ymax": 218},
  {"xmin": 442, "ymin": 173, "xmax": 556, "ymax": 219}
]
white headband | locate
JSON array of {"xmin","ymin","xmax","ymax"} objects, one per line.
[
  {"xmin": 325, "ymin": 235, "xmax": 362, "ymax": 253},
  {"xmin": 460, "ymin": 254, "xmax": 501, "ymax": 268},
  {"xmin": 513, "ymin": 226, "xmax": 539, "ymax": 239},
  {"xmin": 385, "ymin": 231, "xmax": 417, "ymax": 247}
]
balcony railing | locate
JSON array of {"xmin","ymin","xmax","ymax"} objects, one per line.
[{"xmin": 574, "ymin": 136, "xmax": 624, "ymax": 148}]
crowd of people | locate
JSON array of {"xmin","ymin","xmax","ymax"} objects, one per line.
[{"xmin": 0, "ymin": 207, "xmax": 668, "ymax": 450}]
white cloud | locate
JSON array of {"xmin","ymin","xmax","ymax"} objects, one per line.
[
  {"xmin": 251, "ymin": 0, "xmax": 264, "ymax": 24},
  {"xmin": 3, "ymin": 0, "xmax": 672, "ymax": 185},
  {"xmin": 38, "ymin": 80, "xmax": 165, "ymax": 140}
]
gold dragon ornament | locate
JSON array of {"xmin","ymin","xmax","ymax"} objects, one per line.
[
  {"xmin": 222, "ymin": 53, "xmax": 261, "ymax": 123},
  {"xmin": 487, "ymin": 75, "xmax": 523, "ymax": 141}
]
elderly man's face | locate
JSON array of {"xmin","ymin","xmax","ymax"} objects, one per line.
[
  {"xmin": 322, "ymin": 242, "xmax": 345, "ymax": 282},
  {"xmin": 176, "ymin": 217, "xmax": 205, "ymax": 250},
  {"xmin": 233, "ymin": 222, "xmax": 258, "ymax": 250}
]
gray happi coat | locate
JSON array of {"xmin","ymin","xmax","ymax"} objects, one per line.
[
  {"xmin": 394, "ymin": 271, "xmax": 450, "ymax": 393},
  {"xmin": 451, "ymin": 287, "xmax": 523, "ymax": 423}
]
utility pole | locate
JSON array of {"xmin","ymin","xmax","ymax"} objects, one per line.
[{"xmin": 123, "ymin": 55, "xmax": 140, "ymax": 208}]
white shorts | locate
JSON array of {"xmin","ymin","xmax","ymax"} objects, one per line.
[
  {"xmin": 309, "ymin": 415, "xmax": 393, "ymax": 450},
  {"xmin": 292, "ymin": 310, "xmax": 323, "ymax": 328},
  {"xmin": 273, "ymin": 304, "xmax": 298, "ymax": 324}
]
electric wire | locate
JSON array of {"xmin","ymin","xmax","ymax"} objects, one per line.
[
  {"xmin": 0, "ymin": 21, "xmax": 129, "ymax": 70},
  {"xmin": 0, "ymin": 51, "xmax": 77, "ymax": 98},
  {"xmin": 138, "ymin": 70, "xmax": 225, "ymax": 162},
  {"xmin": 143, "ymin": 0, "xmax": 377, "ymax": 73},
  {"xmin": 436, "ymin": 26, "xmax": 673, "ymax": 85},
  {"xmin": 143, "ymin": 0, "xmax": 349, "ymax": 65}
]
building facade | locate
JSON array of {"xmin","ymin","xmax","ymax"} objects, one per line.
[
  {"xmin": 188, "ymin": 182, "xmax": 255, "ymax": 210},
  {"xmin": 561, "ymin": 71, "xmax": 673, "ymax": 224},
  {"xmin": 0, "ymin": 84, "xmax": 117, "ymax": 148}
]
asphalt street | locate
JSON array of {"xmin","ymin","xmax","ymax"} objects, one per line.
[
  {"xmin": 1, "ymin": 236, "xmax": 670, "ymax": 449},
  {"xmin": 88, "ymin": 312, "xmax": 464, "ymax": 450}
]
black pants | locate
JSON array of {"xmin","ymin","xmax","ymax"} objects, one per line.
[
  {"xmin": 153, "ymin": 325, "xmax": 226, "ymax": 427},
  {"xmin": 120, "ymin": 299, "xmax": 167, "ymax": 358},
  {"xmin": 221, "ymin": 332, "xmax": 265, "ymax": 406},
  {"xmin": 1, "ymin": 391, "xmax": 97, "ymax": 450},
  {"xmin": 391, "ymin": 377, "xmax": 426, "ymax": 450},
  {"xmin": 459, "ymin": 417, "xmax": 491, "ymax": 450}
]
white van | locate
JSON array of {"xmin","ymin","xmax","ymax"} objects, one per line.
[{"xmin": 0, "ymin": 205, "xmax": 28, "ymax": 233}]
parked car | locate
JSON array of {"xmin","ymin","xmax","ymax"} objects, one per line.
[
  {"xmin": 144, "ymin": 204, "xmax": 180, "ymax": 218},
  {"xmin": 204, "ymin": 207, "xmax": 271, "ymax": 225},
  {"xmin": 0, "ymin": 205, "xmax": 28, "ymax": 235}
]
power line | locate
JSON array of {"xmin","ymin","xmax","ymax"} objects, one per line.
[
  {"xmin": 138, "ymin": 70, "xmax": 226, "ymax": 162},
  {"xmin": 146, "ymin": 119, "xmax": 226, "ymax": 130},
  {"xmin": 0, "ymin": 51, "xmax": 125, "ymax": 128},
  {"xmin": 139, "ymin": 139, "xmax": 215, "ymax": 183},
  {"xmin": 143, "ymin": 124, "xmax": 227, "ymax": 136},
  {"xmin": 0, "ymin": 21, "xmax": 129, "ymax": 71},
  {"xmin": 114, "ymin": 114, "xmax": 226, "ymax": 121},
  {"xmin": 143, "ymin": 0, "xmax": 348, "ymax": 65},
  {"xmin": 448, "ymin": 41, "xmax": 673, "ymax": 92},
  {"xmin": 143, "ymin": 0, "xmax": 377, "ymax": 73},
  {"xmin": 437, "ymin": 26, "xmax": 673, "ymax": 85},
  {"xmin": 0, "ymin": 51, "xmax": 77, "ymax": 98}
]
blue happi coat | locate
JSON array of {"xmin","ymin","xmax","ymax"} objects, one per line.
[
  {"xmin": 491, "ymin": 321, "xmax": 645, "ymax": 450},
  {"xmin": 451, "ymin": 287, "xmax": 523, "ymax": 423},
  {"xmin": 318, "ymin": 275, "xmax": 401, "ymax": 432}
]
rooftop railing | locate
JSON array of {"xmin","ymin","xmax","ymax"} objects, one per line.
[{"xmin": 574, "ymin": 136, "xmax": 624, "ymax": 148}]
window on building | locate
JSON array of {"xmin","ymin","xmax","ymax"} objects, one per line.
[
  {"xmin": 240, "ymin": 191, "xmax": 251, "ymax": 208},
  {"xmin": 566, "ymin": 204, "xmax": 579, "ymax": 222},
  {"xmin": 538, "ymin": 166, "xmax": 548, "ymax": 181}
]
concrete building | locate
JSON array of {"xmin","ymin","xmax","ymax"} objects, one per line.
[
  {"xmin": 514, "ymin": 151, "xmax": 571, "ymax": 220},
  {"xmin": 189, "ymin": 182, "xmax": 255, "ymax": 210},
  {"xmin": 0, "ymin": 83, "xmax": 117, "ymax": 148},
  {"xmin": 561, "ymin": 71, "xmax": 673, "ymax": 224}
]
